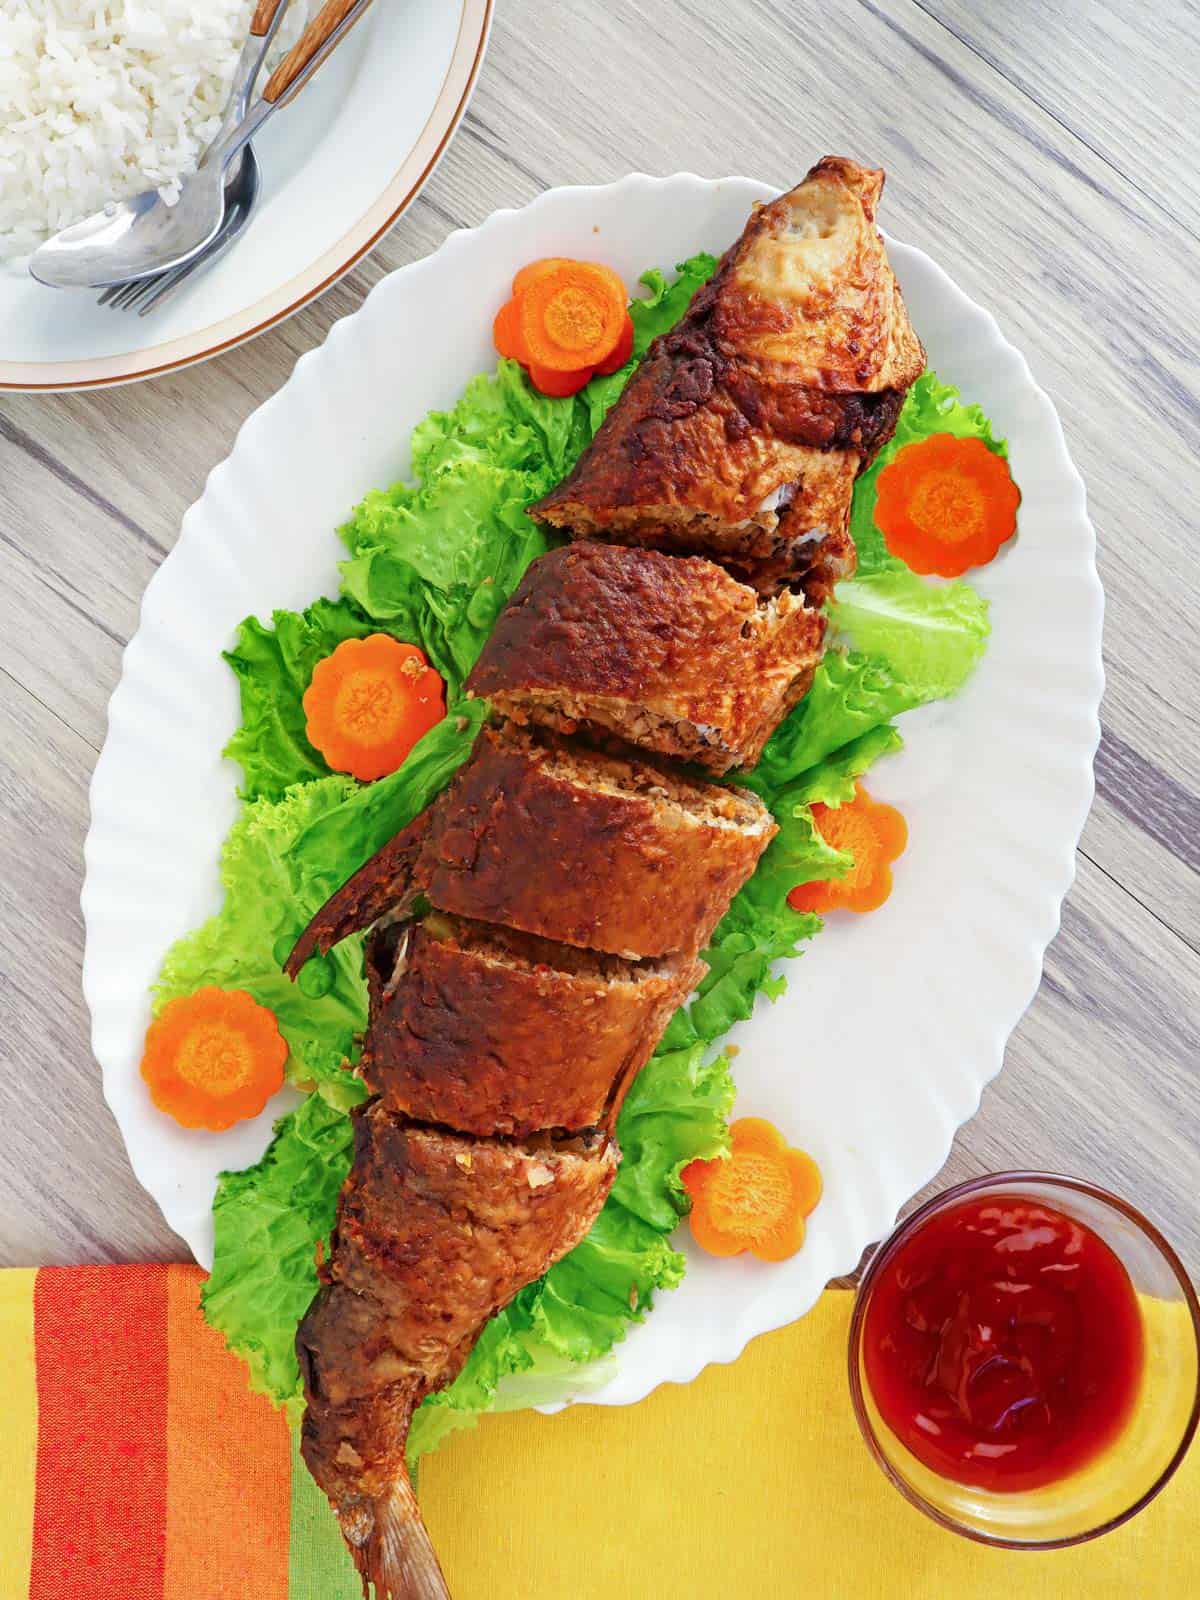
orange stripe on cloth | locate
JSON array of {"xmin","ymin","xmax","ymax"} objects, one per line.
[
  {"xmin": 30, "ymin": 1264, "xmax": 169, "ymax": 1600},
  {"xmin": 164, "ymin": 1265, "xmax": 292, "ymax": 1600},
  {"xmin": 0, "ymin": 1270, "xmax": 38, "ymax": 1597}
]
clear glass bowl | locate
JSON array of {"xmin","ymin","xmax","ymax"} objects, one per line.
[{"xmin": 848, "ymin": 1172, "xmax": 1200, "ymax": 1548}]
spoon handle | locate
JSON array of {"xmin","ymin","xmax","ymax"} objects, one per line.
[
  {"xmin": 250, "ymin": 0, "xmax": 289, "ymax": 33},
  {"xmin": 263, "ymin": 0, "xmax": 371, "ymax": 105},
  {"xmin": 221, "ymin": 0, "xmax": 294, "ymax": 133},
  {"xmin": 201, "ymin": 0, "xmax": 372, "ymax": 179}
]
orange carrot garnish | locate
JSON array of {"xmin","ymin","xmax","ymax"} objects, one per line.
[
  {"xmin": 518, "ymin": 260, "xmax": 627, "ymax": 370},
  {"xmin": 787, "ymin": 785, "xmax": 907, "ymax": 916},
  {"xmin": 141, "ymin": 987, "xmax": 287, "ymax": 1131},
  {"xmin": 525, "ymin": 362, "xmax": 595, "ymax": 398},
  {"xmin": 493, "ymin": 258, "xmax": 632, "ymax": 397},
  {"xmin": 492, "ymin": 295, "xmax": 524, "ymax": 361},
  {"xmin": 682, "ymin": 1117, "xmax": 823, "ymax": 1263},
  {"xmin": 873, "ymin": 432, "xmax": 1020, "ymax": 577},
  {"xmin": 593, "ymin": 312, "xmax": 634, "ymax": 375},
  {"xmin": 303, "ymin": 634, "xmax": 445, "ymax": 783}
]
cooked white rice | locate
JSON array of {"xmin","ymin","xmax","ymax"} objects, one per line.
[{"xmin": 0, "ymin": 1, "xmax": 309, "ymax": 259}]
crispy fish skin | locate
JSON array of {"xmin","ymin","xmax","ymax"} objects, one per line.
[
  {"xmin": 466, "ymin": 542, "xmax": 826, "ymax": 774},
  {"xmin": 530, "ymin": 156, "xmax": 925, "ymax": 599},
  {"xmin": 297, "ymin": 1109, "xmax": 618, "ymax": 1600},
  {"xmin": 363, "ymin": 915, "xmax": 705, "ymax": 1136}
]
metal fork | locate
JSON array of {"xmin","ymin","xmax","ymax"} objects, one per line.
[
  {"xmin": 97, "ymin": 0, "xmax": 292, "ymax": 315},
  {"xmin": 98, "ymin": 152, "xmax": 259, "ymax": 317}
]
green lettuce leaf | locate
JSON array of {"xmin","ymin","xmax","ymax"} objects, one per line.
[
  {"xmin": 831, "ymin": 565, "xmax": 990, "ymax": 696},
  {"xmin": 779, "ymin": 723, "xmax": 905, "ymax": 808},
  {"xmin": 628, "ymin": 254, "xmax": 720, "ymax": 353},
  {"xmin": 155, "ymin": 776, "xmax": 369, "ymax": 1102},
  {"xmin": 754, "ymin": 652, "xmax": 913, "ymax": 786},
  {"xmin": 222, "ymin": 599, "xmax": 375, "ymax": 803},
  {"xmin": 606, "ymin": 1043, "xmax": 736, "ymax": 1232},
  {"xmin": 202, "ymin": 1093, "xmax": 355, "ymax": 1403},
  {"xmin": 754, "ymin": 568, "xmax": 988, "ymax": 789},
  {"xmin": 413, "ymin": 356, "xmax": 590, "ymax": 487},
  {"xmin": 337, "ymin": 363, "xmax": 568, "ymax": 694},
  {"xmin": 667, "ymin": 725, "xmax": 903, "ymax": 1051},
  {"xmin": 851, "ymin": 371, "xmax": 1010, "ymax": 573}
]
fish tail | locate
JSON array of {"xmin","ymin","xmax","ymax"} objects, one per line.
[{"xmin": 352, "ymin": 1470, "xmax": 452, "ymax": 1600}]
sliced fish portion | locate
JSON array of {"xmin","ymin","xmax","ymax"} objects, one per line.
[{"xmin": 467, "ymin": 542, "xmax": 826, "ymax": 774}]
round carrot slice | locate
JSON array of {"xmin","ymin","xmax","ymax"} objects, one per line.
[{"xmin": 517, "ymin": 261, "xmax": 628, "ymax": 372}]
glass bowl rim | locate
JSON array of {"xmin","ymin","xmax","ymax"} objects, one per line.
[{"xmin": 846, "ymin": 1169, "xmax": 1200, "ymax": 1551}]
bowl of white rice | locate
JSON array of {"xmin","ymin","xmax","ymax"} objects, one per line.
[{"xmin": 0, "ymin": 0, "xmax": 492, "ymax": 389}]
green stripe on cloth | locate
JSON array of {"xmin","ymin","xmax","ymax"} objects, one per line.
[{"xmin": 288, "ymin": 1421, "xmax": 362, "ymax": 1597}]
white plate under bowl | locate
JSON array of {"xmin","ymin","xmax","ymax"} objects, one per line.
[
  {"xmin": 81, "ymin": 173, "xmax": 1103, "ymax": 1410},
  {"xmin": 0, "ymin": 0, "xmax": 491, "ymax": 392}
]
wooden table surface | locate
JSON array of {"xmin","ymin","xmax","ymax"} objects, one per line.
[{"xmin": 1, "ymin": 0, "xmax": 1196, "ymax": 1273}]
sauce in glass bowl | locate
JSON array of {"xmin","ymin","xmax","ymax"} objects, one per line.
[{"xmin": 862, "ymin": 1194, "xmax": 1144, "ymax": 1493}]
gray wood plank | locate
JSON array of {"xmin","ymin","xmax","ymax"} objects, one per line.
[
  {"xmin": 0, "ymin": 678, "xmax": 185, "ymax": 1264},
  {"xmin": 918, "ymin": 0, "xmax": 1200, "ymax": 235},
  {"xmin": 0, "ymin": 0, "xmax": 1197, "ymax": 1281}
]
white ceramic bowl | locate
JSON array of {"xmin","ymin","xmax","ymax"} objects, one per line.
[
  {"xmin": 0, "ymin": 0, "xmax": 491, "ymax": 391},
  {"xmin": 81, "ymin": 173, "xmax": 1103, "ymax": 1410}
]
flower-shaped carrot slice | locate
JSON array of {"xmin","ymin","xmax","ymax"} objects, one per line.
[
  {"xmin": 493, "ymin": 257, "xmax": 632, "ymax": 396},
  {"xmin": 788, "ymin": 785, "xmax": 907, "ymax": 916},
  {"xmin": 141, "ymin": 987, "xmax": 286, "ymax": 1132},
  {"xmin": 874, "ymin": 432, "xmax": 1020, "ymax": 577},
  {"xmin": 682, "ymin": 1118, "xmax": 823, "ymax": 1264}
]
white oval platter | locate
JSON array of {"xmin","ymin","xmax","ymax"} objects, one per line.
[{"xmin": 82, "ymin": 172, "xmax": 1104, "ymax": 1409}]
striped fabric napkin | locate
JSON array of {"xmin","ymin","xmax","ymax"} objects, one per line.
[
  {"xmin": 1, "ymin": 1265, "xmax": 1194, "ymax": 1597},
  {"xmin": 0, "ymin": 1265, "xmax": 357, "ymax": 1597}
]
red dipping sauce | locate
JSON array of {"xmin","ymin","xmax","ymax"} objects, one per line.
[{"xmin": 863, "ymin": 1195, "xmax": 1145, "ymax": 1492}]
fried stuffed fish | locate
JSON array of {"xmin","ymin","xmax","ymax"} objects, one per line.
[
  {"xmin": 288, "ymin": 157, "xmax": 922, "ymax": 1598},
  {"xmin": 466, "ymin": 542, "xmax": 826, "ymax": 775},
  {"xmin": 287, "ymin": 724, "xmax": 775, "ymax": 973}
]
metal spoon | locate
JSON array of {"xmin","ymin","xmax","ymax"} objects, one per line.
[
  {"xmin": 96, "ymin": 0, "xmax": 289, "ymax": 314},
  {"xmin": 30, "ymin": 0, "xmax": 374, "ymax": 292},
  {"xmin": 99, "ymin": 155, "xmax": 260, "ymax": 316}
]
